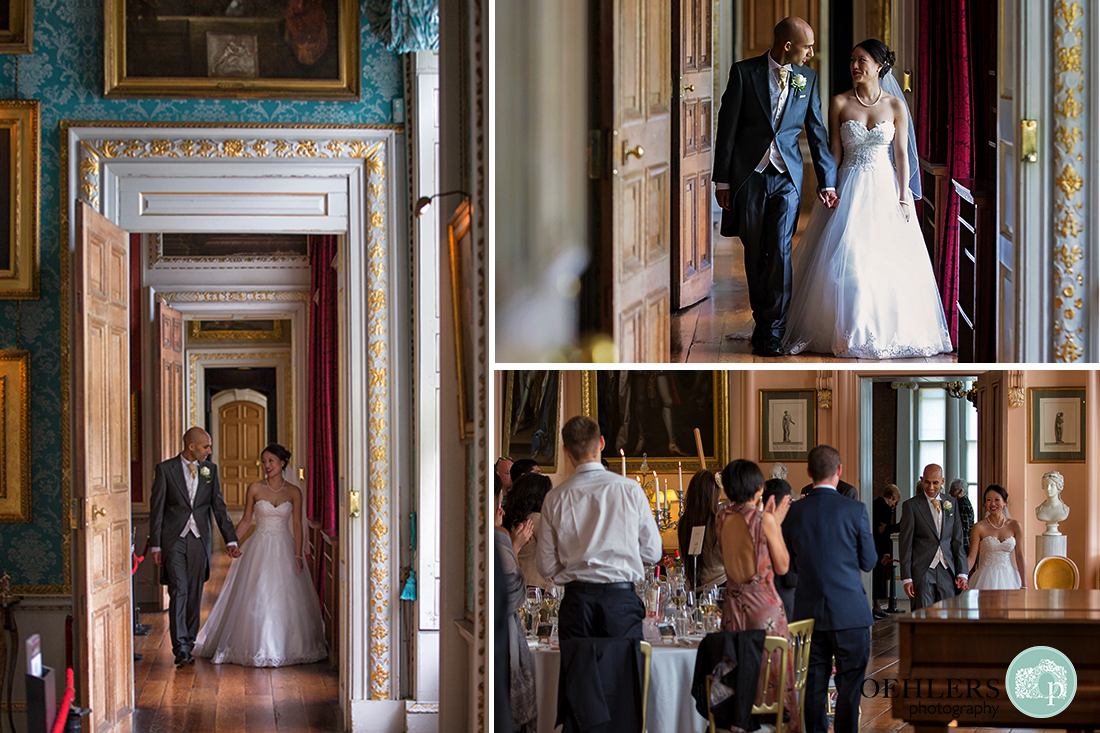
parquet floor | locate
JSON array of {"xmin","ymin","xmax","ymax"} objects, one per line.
[
  {"xmin": 132, "ymin": 552, "xmax": 340, "ymax": 733},
  {"xmin": 670, "ymin": 229, "xmax": 959, "ymax": 365}
]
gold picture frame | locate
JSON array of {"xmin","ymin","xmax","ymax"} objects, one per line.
[
  {"xmin": 0, "ymin": 351, "xmax": 31, "ymax": 522},
  {"xmin": 188, "ymin": 319, "xmax": 284, "ymax": 340},
  {"xmin": 501, "ymin": 371, "xmax": 562, "ymax": 474},
  {"xmin": 0, "ymin": 0, "xmax": 31, "ymax": 54},
  {"xmin": 448, "ymin": 198, "xmax": 474, "ymax": 440},
  {"xmin": 104, "ymin": 0, "xmax": 360, "ymax": 99},
  {"xmin": 581, "ymin": 370, "xmax": 729, "ymax": 474},
  {"xmin": 0, "ymin": 100, "xmax": 38, "ymax": 299}
]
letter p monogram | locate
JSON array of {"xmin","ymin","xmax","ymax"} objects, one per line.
[{"xmin": 1047, "ymin": 682, "xmax": 1065, "ymax": 706}]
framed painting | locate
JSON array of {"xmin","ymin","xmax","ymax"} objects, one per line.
[
  {"xmin": 759, "ymin": 390, "xmax": 816, "ymax": 462},
  {"xmin": 0, "ymin": 100, "xmax": 38, "ymax": 299},
  {"xmin": 1029, "ymin": 387, "xmax": 1085, "ymax": 462},
  {"xmin": 104, "ymin": 0, "xmax": 359, "ymax": 99},
  {"xmin": 0, "ymin": 351, "xmax": 30, "ymax": 522},
  {"xmin": 581, "ymin": 371, "xmax": 729, "ymax": 474},
  {"xmin": 501, "ymin": 370, "xmax": 562, "ymax": 473},
  {"xmin": 189, "ymin": 319, "xmax": 283, "ymax": 340},
  {"xmin": 448, "ymin": 199, "xmax": 474, "ymax": 440},
  {"xmin": 0, "ymin": 0, "xmax": 31, "ymax": 54}
]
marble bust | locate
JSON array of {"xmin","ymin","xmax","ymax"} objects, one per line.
[
  {"xmin": 1035, "ymin": 470, "xmax": 1070, "ymax": 535},
  {"xmin": 770, "ymin": 463, "xmax": 789, "ymax": 481}
]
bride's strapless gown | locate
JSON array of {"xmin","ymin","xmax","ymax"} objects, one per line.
[
  {"xmin": 194, "ymin": 499, "xmax": 328, "ymax": 667},
  {"xmin": 969, "ymin": 535, "xmax": 1022, "ymax": 590},
  {"xmin": 783, "ymin": 119, "xmax": 954, "ymax": 359}
]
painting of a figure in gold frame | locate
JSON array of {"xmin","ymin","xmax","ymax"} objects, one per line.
[
  {"xmin": 0, "ymin": 351, "xmax": 31, "ymax": 522},
  {"xmin": 0, "ymin": 101, "xmax": 39, "ymax": 300},
  {"xmin": 104, "ymin": 0, "xmax": 359, "ymax": 99}
]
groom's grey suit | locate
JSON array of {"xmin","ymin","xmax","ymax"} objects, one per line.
[
  {"xmin": 898, "ymin": 492, "xmax": 967, "ymax": 610},
  {"xmin": 149, "ymin": 455, "xmax": 238, "ymax": 657},
  {"xmin": 713, "ymin": 52, "xmax": 836, "ymax": 349}
]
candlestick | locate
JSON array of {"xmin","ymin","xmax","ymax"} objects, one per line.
[
  {"xmin": 620, "ymin": 448, "xmax": 626, "ymax": 477},
  {"xmin": 664, "ymin": 478, "xmax": 668, "ymax": 514},
  {"xmin": 654, "ymin": 471, "xmax": 661, "ymax": 511},
  {"xmin": 678, "ymin": 461, "xmax": 683, "ymax": 498}
]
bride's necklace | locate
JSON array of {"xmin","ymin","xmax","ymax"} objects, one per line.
[
  {"xmin": 265, "ymin": 475, "xmax": 287, "ymax": 493},
  {"xmin": 988, "ymin": 513, "xmax": 1007, "ymax": 530},
  {"xmin": 855, "ymin": 86, "xmax": 882, "ymax": 107}
]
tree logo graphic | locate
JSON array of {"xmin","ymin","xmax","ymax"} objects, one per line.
[{"xmin": 1006, "ymin": 646, "xmax": 1077, "ymax": 718}]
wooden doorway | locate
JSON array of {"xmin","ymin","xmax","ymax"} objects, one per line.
[{"xmin": 211, "ymin": 389, "xmax": 268, "ymax": 510}]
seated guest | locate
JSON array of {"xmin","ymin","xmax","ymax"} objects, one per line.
[
  {"xmin": 872, "ymin": 483, "xmax": 901, "ymax": 617},
  {"xmin": 762, "ymin": 477, "xmax": 797, "ymax": 623},
  {"xmin": 537, "ymin": 415, "xmax": 661, "ymax": 641},
  {"xmin": 676, "ymin": 470, "xmax": 727, "ymax": 591},
  {"xmin": 496, "ymin": 498, "xmax": 536, "ymax": 731},
  {"xmin": 510, "ymin": 458, "xmax": 541, "ymax": 485},
  {"xmin": 503, "ymin": 472, "xmax": 555, "ymax": 591},
  {"xmin": 716, "ymin": 460, "xmax": 799, "ymax": 733}
]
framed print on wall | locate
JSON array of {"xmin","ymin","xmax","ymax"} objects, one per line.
[
  {"xmin": 501, "ymin": 370, "xmax": 562, "ymax": 473},
  {"xmin": 759, "ymin": 390, "xmax": 816, "ymax": 462},
  {"xmin": 0, "ymin": 351, "xmax": 31, "ymax": 523},
  {"xmin": 1029, "ymin": 387, "xmax": 1086, "ymax": 462},
  {"xmin": 0, "ymin": 0, "xmax": 31, "ymax": 54},
  {"xmin": 581, "ymin": 370, "xmax": 730, "ymax": 474},
  {"xmin": 0, "ymin": 100, "xmax": 39, "ymax": 300},
  {"xmin": 104, "ymin": 0, "xmax": 359, "ymax": 99}
]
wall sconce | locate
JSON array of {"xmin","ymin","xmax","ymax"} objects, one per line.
[
  {"xmin": 817, "ymin": 389, "xmax": 833, "ymax": 409},
  {"xmin": 415, "ymin": 190, "xmax": 470, "ymax": 217},
  {"xmin": 943, "ymin": 380, "xmax": 978, "ymax": 407},
  {"xmin": 1008, "ymin": 370, "xmax": 1024, "ymax": 407}
]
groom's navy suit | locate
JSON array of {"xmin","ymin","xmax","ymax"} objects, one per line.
[
  {"xmin": 713, "ymin": 53, "xmax": 836, "ymax": 348},
  {"xmin": 782, "ymin": 486, "xmax": 876, "ymax": 733}
]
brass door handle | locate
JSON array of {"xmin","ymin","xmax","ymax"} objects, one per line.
[
  {"xmin": 349, "ymin": 490, "xmax": 361, "ymax": 518},
  {"xmin": 255, "ymin": 460, "xmax": 261, "ymax": 466},
  {"xmin": 683, "ymin": 84, "xmax": 695, "ymax": 93},
  {"xmin": 623, "ymin": 144, "xmax": 644, "ymax": 162},
  {"xmin": 92, "ymin": 505, "xmax": 107, "ymax": 518}
]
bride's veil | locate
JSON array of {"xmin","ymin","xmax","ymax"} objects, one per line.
[{"xmin": 881, "ymin": 71, "xmax": 922, "ymax": 200}]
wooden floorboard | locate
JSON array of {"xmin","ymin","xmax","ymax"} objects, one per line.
[
  {"xmin": 671, "ymin": 226, "xmax": 960, "ymax": 365},
  {"xmin": 132, "ymin": 551, "xmax": 339, "ymax": 732}
]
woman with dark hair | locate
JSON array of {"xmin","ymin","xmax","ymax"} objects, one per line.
[
  {"xmin": 782, "ymin": 37, "xmax": 951, "ymax": 359},
  {"xmin": 502, "ymin": 472, "xmax": 553, "ymax": 590},
  {"xmin": 676, "ymin": 470, "xmax": 727, "ymax": 591},
  {"xmin": 967, "ymin": 484, "xmax": 1026, "ymax": 589},
  {"xmin": 715, "ymin": 459, "xmax": 798, "ymax": 732},
  {"xmin": 496, "ymin": 493, "xmax": 537, "ymax": 731},
  {"xmin": 194, "ymin": 443, "xmax": 328, "ymax": 666}
]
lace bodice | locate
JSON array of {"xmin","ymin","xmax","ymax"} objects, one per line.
[
  {"xmin": 253, "ymin": 498, "xmax": 293, "ymax": 536},
  {"xmin": 978, "ymin": 535, "xmax": 1016, "ymax": 571},
  {"xmin": 840, "ymin": 119, "xmax": 895, "ymax": 172}
]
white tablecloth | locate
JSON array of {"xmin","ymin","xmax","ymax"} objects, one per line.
[{"xmin": 531, "ymin": 642, "xmax": 708, "ymax": 733}]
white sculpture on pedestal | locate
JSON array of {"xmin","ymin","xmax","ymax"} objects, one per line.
[
  {"xmin": 1035, "ymin": 471, "xmax": 1070, "ymax": 536},
  {"xmin": 770, "ymin": 463, "xmax": 789, "ymax": 481}
]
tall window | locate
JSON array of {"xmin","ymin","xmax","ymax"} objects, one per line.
[
  {"xmin": 915, "ymin": 383, "xmax": 977, "ymax": 507},
  {"xmin": 917, "ymin": 388, "xmax": 946, "ymax": 476},
  {"xmin": 965, "ymin": 400, "xmax": 979, "ymax": 512}
]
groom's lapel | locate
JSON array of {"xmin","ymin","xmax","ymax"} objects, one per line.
[
  {"xmin": 917, "ymin": 497, "xmax": 938, "ymax": 538},
  {"xmin": 752, "ymin": 55, "xmax": 773, "ymax": 123},
  {"xmin": 776, "ymin": 65, "xmax": 806, "ymax": 129}
]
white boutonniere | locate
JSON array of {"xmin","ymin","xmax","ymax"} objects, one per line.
[
  {"xmin": 200, "ymin": 466, "xmax": 211, "ymax": 480},
  {"xmin": 791, "ymin": 73, "xmax": 808, "ymax": 93},
  {"xmin": 942, "ymin": 500, "xmax": 953, "ymax": 514}
]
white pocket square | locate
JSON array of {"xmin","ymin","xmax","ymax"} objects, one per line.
[{"xmin": 799, "ymin": 94, "xmax": 806, "ymax": 99}]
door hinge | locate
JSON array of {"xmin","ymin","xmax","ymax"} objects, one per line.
[
  {"xmin": 1021, "ymin": 120, "xmax": 1038, "ymax": 163},
  {"xmin": 70, "ymin": 498, "xmax": 84, "ymax": 530},
  {"xmin": 588, "ymin": 129, "xmax": 603, "ymax": 180}
]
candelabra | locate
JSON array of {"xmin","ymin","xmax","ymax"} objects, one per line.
[{"xmin": 638, "ymin": 465, "xmax": 684, "ymax": 532}]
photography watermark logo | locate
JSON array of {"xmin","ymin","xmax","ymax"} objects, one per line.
[{"xmin": 1006, "ymin": 646, "xmax": 1077, "ymax": 718}]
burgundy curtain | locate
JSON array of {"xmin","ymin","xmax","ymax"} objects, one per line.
[
  {"xmin": 308, "ymin": 234, "xmax": 339, "ymax": 543},
  {"xmin": 919, "ymin": 0, "xmax": 974, "ymax": 347}
]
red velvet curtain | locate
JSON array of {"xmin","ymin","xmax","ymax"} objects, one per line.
[
  {"xmin": 918, "ymin": 0, "xmax": 974, "ymax": 347},
  {"xmin": 308, "ymin": 235, "xmax": 339, "ymax": 542}
]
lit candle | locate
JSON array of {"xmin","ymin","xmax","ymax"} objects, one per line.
[
  {"xmin": 620, "ymin": 448, "xmax": 627, "ymax": 477},
  {"xmin": 678, "ymin": 461, "xmax": 683, "ymax": 498},
  {"xmin": 664, "ymin": 478, "xmax": 669, "ymax": 513},
  {"xmin": 654, "ymin": 471, "xmax": 661, "ymax": 511}
]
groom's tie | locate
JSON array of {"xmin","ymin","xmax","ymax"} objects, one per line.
[{"xmin": 777, "ymin": 66, "xmax": 789, "ymax": 90}]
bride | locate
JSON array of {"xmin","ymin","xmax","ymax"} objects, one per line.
[
  {"xmin": 782, "ymin": 39, "xmax": 953, "ymax": 359},
  {"xmin": 194, "ymin": 443, "xmax": 328, "ymax": 666},
  {"xmin": 967, "ymin": 484, "xmax": 1027, "ymax": 590}
]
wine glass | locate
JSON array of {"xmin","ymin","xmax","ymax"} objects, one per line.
[{"xmin": 525, "ymin": 587, "xmax": 542, "ymax": 635}]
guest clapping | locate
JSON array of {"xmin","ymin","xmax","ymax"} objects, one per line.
[
  {"xmin": 676, "ymin": 470, "xmax": 727, "ymax": 591},
  {"xmin": 502, "ymin": 472, "xmax": 555, "ymax": 591}
]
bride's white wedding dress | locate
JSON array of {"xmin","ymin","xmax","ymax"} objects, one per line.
[
  {"xmin": 194, "ymin": 499, "xmax": 328, "ymax": 666},
  {"xmin": 783, "ymin": 119, "xmax": 954, "ymax": 358},
  {"xmin": 969, "ymin": 535, "xmax": 1022, "ymax": 590}
]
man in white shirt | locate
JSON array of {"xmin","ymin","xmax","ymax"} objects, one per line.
[
  {"xmin": 898, "ymin": 463, "xmax": 969, "ymax": 610},
  {"xmin": 537, "ymin": 416, "xmax": 662, "ymax": 641},
  {"xmin": 149, "ymin": 426, "xmax": 240, "ymax": 667}
]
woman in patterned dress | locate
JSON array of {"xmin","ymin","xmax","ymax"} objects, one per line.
[{"xmin": 716, "ymin": 459, "xmax": 798, "ymax": 732}]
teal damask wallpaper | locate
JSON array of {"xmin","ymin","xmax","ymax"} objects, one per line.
[{"xmin": 0, "ymin": 0, "xmax": 401, "ymax": 589}]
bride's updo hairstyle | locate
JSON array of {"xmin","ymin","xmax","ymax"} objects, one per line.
[
  {"xmin": 262, "ymin": 443, "xmax": 292, "ymax": 471},
  {"xmin": 854, "ymin": 38, "xmax": 896, "ymax": 78},
  {"xmin": 984, "ymin": 484, "xmax": 1008, "ymax": 502}
]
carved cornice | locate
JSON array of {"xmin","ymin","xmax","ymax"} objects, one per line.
[{"xmin": 1052, "ymin": 1, "xmax": 1088, "ymax": 361}]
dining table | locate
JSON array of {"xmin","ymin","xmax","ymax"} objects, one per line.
[{"xmin": 530, "ymin": 637, "xmax": 709, "ymax": 733}]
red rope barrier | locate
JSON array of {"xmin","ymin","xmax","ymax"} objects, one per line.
[{"xmin": 50, "ymin": 668, "xmax": 74, "ymax": 733}]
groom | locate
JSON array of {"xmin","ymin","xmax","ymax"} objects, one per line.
[
  {"xmin": 149, "ymin": 426, "xmax": 240, "ymax": 667},
  {"xmin": 713, "ymin": 16, "xmax": 837, "ymax": 356},
  {"xmin": 898, "ymin": 463, "xmax": 968, "ymax": 610}
]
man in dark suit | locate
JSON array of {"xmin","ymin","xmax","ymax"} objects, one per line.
[
  {"xmin": 782, "ymin": 445, "xmax": 876, "ymax": 733},
  {"xmin": 149, "ymin": 426, "xmax": 240, "ymax": 667},
  {"xmin": 898, "ymin": 463, "xmax": 968, "ymax": 610},
  {"xmin": 800, "ymin": 478, "xmax": 858, "ymax": 501},
  {"xmin": 713, "ymin": 16, "xmax": 837, "ymax": 356}
]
